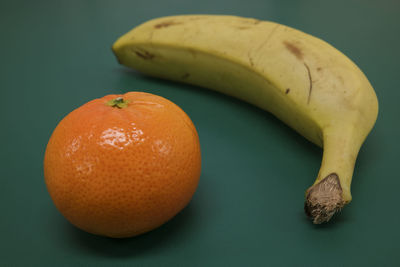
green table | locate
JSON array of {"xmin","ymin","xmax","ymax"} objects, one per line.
[{"xmin": 1, "ymin": 0, "xmax": 399, "ymax": 266}]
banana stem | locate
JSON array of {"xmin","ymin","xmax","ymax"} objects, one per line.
[{"xmin": 305, "ymin": 127, "xmax": 361, "ymax": 224}]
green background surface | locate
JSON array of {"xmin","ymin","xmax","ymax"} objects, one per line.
[{"xmin": 1, "ymin": 0, "xmax": 399, "ymax": 266}]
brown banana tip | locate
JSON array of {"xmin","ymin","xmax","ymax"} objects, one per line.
[{"xmin": 304, "ymin": 173, "xmax": 345, "ymax": 224}]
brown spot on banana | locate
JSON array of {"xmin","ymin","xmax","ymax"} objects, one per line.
[
  {"xmin": 182, "ymin": 73, "xmax": 190, "ymax": 79},
  {"xmin": 240, "ymin": 18, "xmax": 261, "ymax": 25},
  {"xmin": 304, "ymin": 63, "xmax": 313, "ymax": 104},
  {"xmin": 283, "ymin": 41, "xmax": 303, "ymax": 60},
  {"xmin": 248, "ymin": 52, "xmax": 255, "ymax": 66},
  {"xmin": 134, "ymin": 49, "xmax": 155, "ymax": 60},
  {"xmin": 238, "ymin": 26, "xmax": 251, "ymax": 30},
  {"xmin": 154, "ymin": 20, "xmax": 182, "ymax": 29}
]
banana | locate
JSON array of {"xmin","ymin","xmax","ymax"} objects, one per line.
[{"xmin": 112, "ymin": 15, "xmax": 378, "ymax": 224}]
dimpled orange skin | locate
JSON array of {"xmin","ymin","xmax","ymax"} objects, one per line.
[{"xmin": 44, "ymin": 92, "xmax": 201, "ymax": 238}]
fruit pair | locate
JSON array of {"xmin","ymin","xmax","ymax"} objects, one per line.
[{"xmin": 44, "ymin": 15, "xmax": 378, "ymax": 238}]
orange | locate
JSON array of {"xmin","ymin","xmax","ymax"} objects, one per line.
[{"xmin": 44, "ymin": 92, "xmax": 201, "ymax": 238}]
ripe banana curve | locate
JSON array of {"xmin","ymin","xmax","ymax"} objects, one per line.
[{"xmin": 112, "ymin": 15, "xmax": 378, "ymax": 224}]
